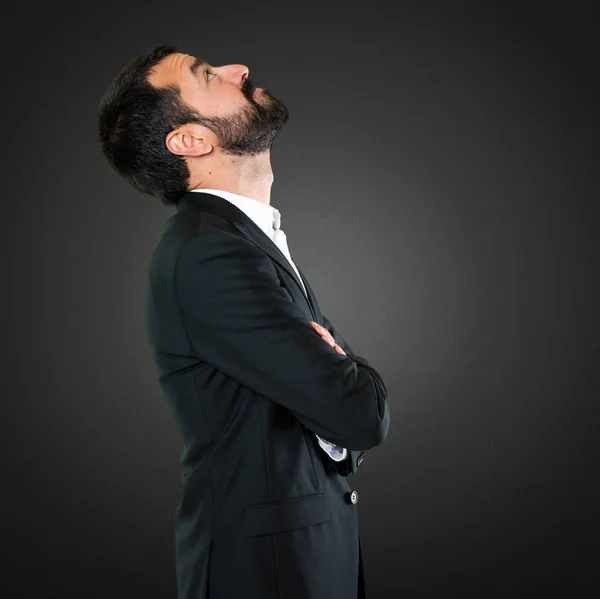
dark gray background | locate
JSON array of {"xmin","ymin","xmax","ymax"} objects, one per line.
[{"xmin": 3, "ymin": 1, "xmax": 598, "ymax": 597}]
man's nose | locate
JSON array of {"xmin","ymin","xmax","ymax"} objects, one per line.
[{"xmin": 219, "ymin": 64, "xmax": 249, "ymax": 86}]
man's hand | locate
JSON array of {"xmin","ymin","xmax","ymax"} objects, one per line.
[{"xmin": 310, "ymin": 321, "xmax": 346, "ymax": 355}]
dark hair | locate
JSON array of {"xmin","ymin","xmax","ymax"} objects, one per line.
[{"xmin": 97, "ymin": 44, "xmax": 208, "ymax": 207}]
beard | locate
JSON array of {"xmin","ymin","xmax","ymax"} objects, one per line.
[{"xmin": 200, "ymin": 77, "xmax": 290, "ymax": 156}]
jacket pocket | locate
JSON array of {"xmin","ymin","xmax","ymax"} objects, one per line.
[{"xmin": 242, "ymin": 492, "xmax": 330, "ymax": 538}]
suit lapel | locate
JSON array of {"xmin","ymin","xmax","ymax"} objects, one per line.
[
  {"xmin": 296, "ymin": 266, "xmax": 323, "ymax": 322},
  {"xmin": 176, "ymin": 191, "xmax": 320, "ymax": 321}
]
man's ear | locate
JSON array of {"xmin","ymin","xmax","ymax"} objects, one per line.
[{"xmin": 165, "ymin": 124, "xmax": 213, "ymax": 157}]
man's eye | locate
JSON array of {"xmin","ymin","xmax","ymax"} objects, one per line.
[{"xmin": 205, "ymin": 70, "xmax": 215, "ymax": 81}]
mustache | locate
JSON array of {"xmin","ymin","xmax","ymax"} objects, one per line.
[{"xmin": 242, "ymin": 76, "xmax": 257, "ymax": 100}]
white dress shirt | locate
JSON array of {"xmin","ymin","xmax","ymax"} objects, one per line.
[{"xmin": 190, "ymin": 188, "xmax": 348, "ymax": 462}]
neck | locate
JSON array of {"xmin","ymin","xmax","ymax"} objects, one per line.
[{"xmin": 188, "ymin": 150, "xmax": 274, "ymax": 205}]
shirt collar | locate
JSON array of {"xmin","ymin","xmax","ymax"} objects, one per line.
[{"xmin": 189, "ymin": 188, "xmax": 281, "ymax": 237}]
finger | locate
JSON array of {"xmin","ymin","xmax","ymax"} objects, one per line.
[
  {"xmin": 311, "ymin": 322, "xmax": 327, "ymax": 333},
  {"xmin": 311, "ymin": 322, "xmax": 335, "ymax": 346},
  {"xmin": 321, "ymin": 334, "xmax": 335, "ymax": 347},
  {"xmin": 323, "ymin": 331, "xmax": 335, "ymax": 344},
  {"xmin": 311, "ymin": 323, "xmax": 331, "ymax": 339}
]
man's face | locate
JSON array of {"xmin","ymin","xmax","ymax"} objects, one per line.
[{"xmin": 147, "ymin": 52, "xmax": 289, "ymax": 155}]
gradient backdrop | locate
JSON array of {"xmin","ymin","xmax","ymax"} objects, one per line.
[{"xmin": 3, "ymin": 2, "xmax": 598, "ymax": 598}]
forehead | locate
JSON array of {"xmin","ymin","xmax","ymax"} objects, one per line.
[{"xmin": 147, "ymin": 52, "xmax": 201, "ymax": 88}]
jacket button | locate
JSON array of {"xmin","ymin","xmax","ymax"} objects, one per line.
[{"xmin": 345, "ymin": 490, "xmax": 358, "ymax": 504}]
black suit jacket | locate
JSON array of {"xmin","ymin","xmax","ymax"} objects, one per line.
[{"xmin": 144, "ymin": 191, "xmax": 390, "ymax": 599}]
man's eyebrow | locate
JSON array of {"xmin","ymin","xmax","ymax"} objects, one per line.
[{"xmin": 189, "ymin": 57, "xmax": 208, "ymax": 80}]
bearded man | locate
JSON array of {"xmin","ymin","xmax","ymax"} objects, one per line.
[{"xmin": 97, "ymin": 44, "xmax": 390, "ymax": 599}]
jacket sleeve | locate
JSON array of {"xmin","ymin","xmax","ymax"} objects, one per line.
[
  {"xmin": 320, "ymin": 314, "xmax": 374, "ymax": 475},
  {"xmin": 174, "ymin": 233, "xmax": 390, "ymax": 452}
]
